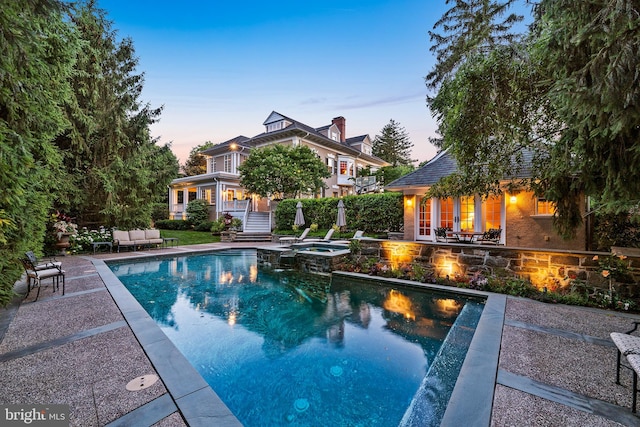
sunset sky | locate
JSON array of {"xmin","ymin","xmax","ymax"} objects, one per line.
[{"xmin": 101, "ymin": 0, "xmax": 531, "ymax": 165}]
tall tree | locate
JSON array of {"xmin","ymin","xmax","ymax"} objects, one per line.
[
  {"xmin": 426, "ymin": 0, "xmax": 523, "ymax": 89},
  {"xmin": 55, "ymin": 1, "xmax": 178, "ymax": 228},
  {"xmin": 183, "ymin": 141, "xmax": 214, "ymax": 176},
  {"xmin": 372, "ymin": 119, "xmax": 415, "ymax": 166},
  {"xmin": 426, "ymin": 0, "xmax": 640, "ymax": 238},
  {"xmin": 238, "ymin": 144, "xmax": 330, "ymax": 199},
  {"xmin": 0, "ymin": 0, "xmax": 78, "ymax": 304}
]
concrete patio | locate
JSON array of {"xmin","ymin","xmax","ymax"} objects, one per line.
[{"xmin": 1, "ymin": 242, "xmax": 640, "ymax": 426}]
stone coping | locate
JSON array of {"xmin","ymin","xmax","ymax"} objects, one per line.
[{"xmin": 333, "ymin": 271, "xmax": 504, "ymax": 427}]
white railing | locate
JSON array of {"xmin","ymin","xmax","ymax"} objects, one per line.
[{"xmin": 222, "ymin": 199, "xmax": 249, "ymax": 212}]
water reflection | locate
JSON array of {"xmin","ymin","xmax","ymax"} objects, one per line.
[
  {"xmin": 112, "ymin": 252, "xmax": 468, "ymax": 354},
  {"xmin": 110, "ymin": 250, "xmax": 482, "ymax": 427}
]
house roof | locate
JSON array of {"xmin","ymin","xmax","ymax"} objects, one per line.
[
  {"xmin": 200, "ymin": 136, "xmax": 251, "ymax": 156},
  {"xmin": 386, "ymin": 148, "xmax": 535, "ymax": 190},
  {"xmin": 202, "ymin": 111, "xmax": 388, "ymax": 166}
]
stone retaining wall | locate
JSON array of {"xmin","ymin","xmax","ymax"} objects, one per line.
[{"xmin": 358, "ymin": 240, "xmax": 640, "ymax": 296}]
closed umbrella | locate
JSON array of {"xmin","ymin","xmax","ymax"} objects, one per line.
[
  {"xmin": 336, "ymin": 200, "xmax": 346, "ymax": 228},
  {"xmin": 294, "ymin": 202, "xmax": 305, "ymax": 227}
]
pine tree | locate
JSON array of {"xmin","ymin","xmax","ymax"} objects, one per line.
[
  {"xmin": 183, "ymin": 142, "xmax": 214, "ymax": 176},
  {"xmin": 55, "ymin": 1, "xmax": 178, "ymax": 228},
  {"xmin": 372, "ymin": 120, "xmax": 414, "ymax": 166},
  {"xmin": 426, "ymin": 0, "xmax": 523, "ymax": 89},
  {"xmin": 0, "ymin": 0, "xmax": 78, "ymax": 304}
]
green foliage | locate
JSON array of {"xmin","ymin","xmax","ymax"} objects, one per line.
[
  {"xmin": 275, "ymin": 193, "xmax": 403, "ymax": 233},
  {"xmin": 372, "ymin": 119, "xmax": 415, "ymax": 166},
  {"xmin": 376, "ymin": 165, "xmax": 415, "ymax": 187},
  {"xmin": 238, "ymin": 144, "xmax": 331, "ymax": 199},
  {"xmin": 194, "ymin": 221, "xmax": 215, "ymax": 232},
  {"xmin": 427, "ymin": 0, "xmax": 640, "ymax": 240},
  {"xmin": 426, "ymin": 0, "xmax": 524, "ymax": 88},
  {"xmin": 210, "ymin": 219, "xmax": 226, "ymax": 234},
  {"xmin": 593, "ymin": 213, "xmax": 640, "ymax": 251},
  {"xmin": 155, "ymin": 220, "xmax": 192, "ymax": 230},
  {"xmin": 183, "ymin": 141, "xmax": 214, "ymax": 176},
  {"xmin": 54, "ymin": 2, "xmax": 179, "ymax": 229},
  {"xmin": 0, "ymin": 0, "xmax": 78, "ymax": 305},
  {"xmin": 186, "ymin": 199, "xmax": 210, "ymax": 226}
]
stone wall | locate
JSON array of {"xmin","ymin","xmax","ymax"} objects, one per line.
[{"xmin": 357, "ymin": 240, "xmax": 640, "ymax": 296}]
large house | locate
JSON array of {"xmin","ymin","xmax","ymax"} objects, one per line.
[
  {"xmin": 386, "ymin": 149, "xmax": 589, "ymax": 251},
  {"xmin": 168, "ymin": 112, "xmax": 388, "ymax": 231}
]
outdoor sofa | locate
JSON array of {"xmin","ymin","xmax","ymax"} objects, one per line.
[{"xmin": 112, "ymin": 229, "xmax": 163, "ymax": 252}]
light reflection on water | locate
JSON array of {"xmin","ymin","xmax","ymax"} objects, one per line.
[{"xmin": 110, "ymin": 249, "xmax": 482, "ymax": 426}]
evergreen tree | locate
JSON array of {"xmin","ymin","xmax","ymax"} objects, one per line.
[
  {"xmin": 55, "ymin": 1, "xmax": 178, "ymax": 228},
  {"xmin": 426, "ymin": 0, "xmax": 640, "ymax": 238},
  {"xmin": 426, "ymin": 0, "xmax": 523, "ymax": 89},
  {"xmin": 183, "ymin": 141, "xmax": 214, "ymax": 176},
  {"xmin": 0, "ymin": 0, "xmax": 78, "ymax": 304},
  {"xmin": 372, "ymin": 120, "xmax": 415, "ymax": 166}
]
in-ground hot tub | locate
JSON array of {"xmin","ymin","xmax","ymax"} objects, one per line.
[{"xmin": 290, "ymin": 241, "xmax": 350, "ymax": 253}]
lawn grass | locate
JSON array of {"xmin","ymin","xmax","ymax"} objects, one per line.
[{"xmin": 159, "ymin": 229, "xmax": 221, "ymax": 245}]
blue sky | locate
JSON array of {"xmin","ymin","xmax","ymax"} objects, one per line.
[{"xmin": 101, "ymin": 0, "xmax": 530, "ymax": 165}]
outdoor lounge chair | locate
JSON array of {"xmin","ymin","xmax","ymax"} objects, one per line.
[
  {"xmin": 611, "ymin": 321, "xmax": 640, "ymax": 412},
  {"xmin": 304, "ymin": 228, "xmax": 335, "ymax": 242},
  {"xmin": 478, "ymin": 228, "xmax": 502, "ymax": 245},
  {"xmin": 334, "ymin": 230, "xmax": 364, "ymax": 244},
  {"xmin": 21, "ymin": 254, "xmax": 65, "ymax": 301},
  {"xmin": 144, "ymin": 229, "xmax": 164, "ymax": 248},
  {"xmin": 25, "ymin": 251, "xmax": 61, "ymax": 271},
  {"xmin": 435, "ymin": 227, "xmax": 456, "ymax": 243},
  {"xmin": 279, "ymin": 228, "xmax": 310, "ymax": 244}
]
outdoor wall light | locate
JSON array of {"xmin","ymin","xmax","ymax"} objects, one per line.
[
  {"xmin": 405, "ymin": 197, "xmax": 413, "ymax": 207},
  {"xmin": 510, "ymin": 195, "xmax": 517, "ymax": 204}
]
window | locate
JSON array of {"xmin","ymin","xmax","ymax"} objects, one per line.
[
  {"xmin": 327, "ymin": 158, "xmax": 335, "ymax": 174},
  {"xmin": 440, "ymin": 198, "xmax": 454, "ymax": 229},
  {"xmin": 419, "ymin": 197, "xmax": 431, "ymax": 236},
  {"xmin": 211, "ymin": 158, "xmax": 217, "ymax": 173},
  {"xmin": 485, "ymin": 195, "xmax": 501, "ymax": 230},
  {"xmin": 339, "ymin": 161, "xmax": 348, "ymax": 175},
  {"xmin": 536, "ymin": 198, "xmax": 555, "ymax": 215},
  {"xmin": 330, "ymin": 131, "xmax": 338, "ymax": 141},
  {"xmin": 224, "ymin": 154, "xmax": 232, "ymax": 173},
  {"xmin": 188, "ymin": 191, "xmax": 197, "ymax": 202},
  {"xmin": 177, "ymin": 190, "xmax": 184, "ymax": 204},
  {"xmin": 460, "ymin": 196, "xmax": 475, "ymax": 231},
  {"xmin": 266, "ymin": 121, "xmax": 283, "ymax": 132}
]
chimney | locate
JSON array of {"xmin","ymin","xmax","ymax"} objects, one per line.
[{"xmin": 332, "ymin": 116, "xmax": 346, "ymax": 142}]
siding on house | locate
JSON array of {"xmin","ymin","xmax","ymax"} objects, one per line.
[{"xmin": 386, "ymin": 149, "xmax": 588, "ymax": 251}]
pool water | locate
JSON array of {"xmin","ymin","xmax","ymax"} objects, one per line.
[{"xmin": 110, "ymin": 250, "xmax": 484, "ymax": 426}]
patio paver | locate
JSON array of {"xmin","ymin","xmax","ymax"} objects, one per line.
[{"xmin": 1, "ymin": 243, "xmax": 640, "ymax": 426}]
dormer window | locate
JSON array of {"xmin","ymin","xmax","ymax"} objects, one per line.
[
  {"xmin": 266, "ymin": 121, "xmax": 283, "ymax": 132},
  {"xmin": 265, "ymin": 119, "xmax": 291, "ymax": 133},
  {"xmin": 330, "ymin": 131, "xmax": 339, "ymax": 141}
]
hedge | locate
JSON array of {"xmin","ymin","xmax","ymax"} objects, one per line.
[{"xmin": 274, "ymin": 193, "xmax": 403, "ymax": 233}]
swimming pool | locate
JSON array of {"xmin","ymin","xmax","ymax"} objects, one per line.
[{"xmin": 109, "ymin": 249, "xmax": 485, "ymax": 426}]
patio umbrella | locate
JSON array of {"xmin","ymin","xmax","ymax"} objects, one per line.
[
  {"xmin": 336, "ymin": 200, "xmax": 346, "ymax": 228},
  {"xmin": 294, "ymin": 202, "xmax": 305, "ymax": 227}
]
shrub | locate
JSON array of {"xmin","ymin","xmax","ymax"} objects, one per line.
[
  {"xmin": 274, "ymin": 193, "xmax": 403, "ymax": 233},
  {"xmin": 186, "ymin": 200, "xmax": 210, "ymax": 226},
  {"xmin": 194, "ymin": 221, "xmax": 215, "ymax": 232},
  {"xmin": 156, "ymin": 219, "xmax": 192, "ymax": 230}
]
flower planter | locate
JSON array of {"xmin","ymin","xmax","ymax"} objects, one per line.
[
  {"xmin": 55, "ymin": 232, "xmax": 72, "ymax": 255},
  {"xmin": 221, "ymin": 231, "xmax": 237, "ymax": 242}
]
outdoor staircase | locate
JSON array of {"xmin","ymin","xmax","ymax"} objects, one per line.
[{"xmin": 236, "ymin": 211, "xmax": 272, "ymax": 241}]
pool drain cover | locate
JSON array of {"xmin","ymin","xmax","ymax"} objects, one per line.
[
  {"xmin": 330, "ymin": 365, "xmax": 343, "ymax": 377},
  {"xmin": 126, "ymin": 374, "xmax": 159, "ymax": 391},
  {"xmin": 294, "ymin": 398, "xmax": 309, "ymax": 413}
]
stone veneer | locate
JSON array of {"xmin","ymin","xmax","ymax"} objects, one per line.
[{"xmin": 358, "ymin": 240, "xmax": 640, "ymax": 296}]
